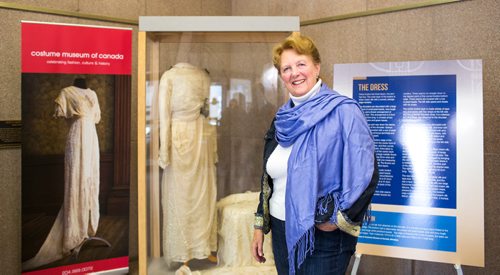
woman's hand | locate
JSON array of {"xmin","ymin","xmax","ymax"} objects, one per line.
[
  {"xmin": 251, "ymin": 229, "xmax": 266, "ymax": 263},
  {"xmin": 315, "ymin": 222, "xmax": 338, "ymax": 232}
]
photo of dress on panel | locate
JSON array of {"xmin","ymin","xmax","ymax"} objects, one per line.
[
  {"xmin": 22, "ymin": 78, "xmax": 106, "ymax": 270},
  {"xmin": 158, "ymin": 63, "xmax": 218, "ymax": 265}
]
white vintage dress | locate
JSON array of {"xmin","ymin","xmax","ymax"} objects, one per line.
[
  {"xmin": 23, "ymin": 86, "xmax": 101, "ymax": 270},
  {"xmin": 159, "ymin": 63, "xmax": 218, "ymax": 263}
]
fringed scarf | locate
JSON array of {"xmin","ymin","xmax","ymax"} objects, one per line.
[{"xmin": 275, "ymin": 84, "xmax": 373, "ymax": 274}]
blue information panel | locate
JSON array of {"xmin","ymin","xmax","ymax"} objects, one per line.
[
  {"xmin": 353, "ymin": 75, "xmax": 457, "ymax": 209},
  {"xmin": 335, "ymin": 60, "xmax": 484, "ymax": 266},
  {"xmin": 359, "ymin": 211, "xmax": 456, "ymax": 252}
]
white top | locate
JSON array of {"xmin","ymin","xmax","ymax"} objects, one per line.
[
  {"xmin": 289, "ymin": 79, "xmax": 322, "ymax": 104},
  {"xmin": 267, "ymin": 144, "xmax": 293, "ymax": 221}
]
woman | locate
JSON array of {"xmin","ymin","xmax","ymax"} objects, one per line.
[{"xmin": 251, "ymin": 33, "xmax": 379, "ymax": 275}]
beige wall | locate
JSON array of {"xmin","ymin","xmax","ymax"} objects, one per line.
[
  {"xmin": 1, "ymin": 0, "xmax": 498, "ymax": 274},
  {"xmin": 0, "ymin": 1, "xmax": 231, "ymax": 274}
]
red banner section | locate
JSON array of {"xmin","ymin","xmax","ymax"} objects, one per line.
[
  {"xmin": 21, "ymin": 22, "xmax": 132, "ymax": 75},
  {"xmin": 22, "ymin": 256, "xmax": 128, "ymax": 275}
]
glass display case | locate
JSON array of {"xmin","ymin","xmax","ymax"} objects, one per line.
[{"xmin": 137, "ymin": 16, "xmax": 299, "ymax": 274}]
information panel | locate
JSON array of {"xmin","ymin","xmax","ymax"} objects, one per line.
[
  {"xmin": 334, "ymin": 60, "xmax": 483, "ymax": 267},
  {"xmin": 0, "ymin": 120, "xmax": 21, "ymax": 149}
]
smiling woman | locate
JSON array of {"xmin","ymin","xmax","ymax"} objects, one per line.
[
  {"xmin": 278, "ymin": 49, "xmax": 320, "ymax": 97},
  {"xmin": 252, "ymin": 32, "xmax": 379, "ymax": 275},
  {"xmin": 271, "ymin": 33, "xmax": 321, "ymax": 98}
]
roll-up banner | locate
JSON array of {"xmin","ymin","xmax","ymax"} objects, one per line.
[
  {"xmin": 21, "ymin": 21, "xmax": 132, "ymax": 275},
  {"xmin": 334, "ymin": 60, "xmax": 484, "ymax": 267}
]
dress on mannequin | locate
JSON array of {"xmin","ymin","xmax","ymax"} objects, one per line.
[
  {"xmin": 158, "ymin": 63, "xmax": 218, "ymax": 266},
  {"xmin": 22, "ymin": 78, "xmax": 104, "ymax": 270}
]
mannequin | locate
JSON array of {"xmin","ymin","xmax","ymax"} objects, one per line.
[
  {"xmin": 73, "ymin": 77, "xmax": 88, "ymax": 89},
  {"xmin": 158, "ymin": 63, "xmax": 218, "ymax": 271},
  {"xmin": 22, "ymin": 78, "xmax": 109, "ymax": 270}
]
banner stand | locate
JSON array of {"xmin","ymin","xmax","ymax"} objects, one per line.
[
  {"xmin": 21, "ymin": 21, "xmax": 132, "ymax": 274},
  {"xmin": 350, "ymin": 253, "xmax": 362, "ymax": 275},
  {"xmin": 334, "ymin": 60, "xmax": 484, "ymax": 274},
  {"xmin": 454, "ymin": 264, "xmax": 463, "ymax": 275},
  {"xmin": 351, "ymin": 254, "xmax": 464, "ymax": 275}
]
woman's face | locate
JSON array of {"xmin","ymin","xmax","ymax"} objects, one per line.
[{"xmin": 279, "ymin": 49, "xmax": 321, "ymax": 97}]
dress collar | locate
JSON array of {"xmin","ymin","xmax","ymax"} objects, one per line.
[{"xmin": 289, "ymin": 79, "xmax": 322, "ymax": 106}]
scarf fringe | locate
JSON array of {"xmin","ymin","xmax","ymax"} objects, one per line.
[
  {"xmin": 316, "ymin": 193, "xmax": 333, "ymax": 216},
  {"xmin": 332, "ymin": 192, "xmax": 341, "ymax": 223},
  {"xmin": 288, "ymin": 226, "xmax": 315, "ymax": 274}
]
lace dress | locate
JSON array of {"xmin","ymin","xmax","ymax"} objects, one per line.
[
  {"xmin": 22, "ymin": 86, "xmax": 101, "ymax": 270},
  {"xmin": 158, "ymin": 63, "xmax": 218, "ymax": 264}
]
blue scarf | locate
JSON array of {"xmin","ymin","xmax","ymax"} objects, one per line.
[{"xmin": 275, "ymin": 84, "xmax": 374, "ymax": 274}]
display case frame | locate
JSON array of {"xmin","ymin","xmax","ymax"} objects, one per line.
[{"xmin": 137, "ymin": 16, "xmax": 299, "ymax": 274}]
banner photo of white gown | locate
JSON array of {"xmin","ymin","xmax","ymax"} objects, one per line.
[
  {"xmin": 21, "ymin": 21, "xmax": 132, "ymax": 275},
  {"xmin": 333, "ymin": 60, "xmax": 484, "ymax": 267}
]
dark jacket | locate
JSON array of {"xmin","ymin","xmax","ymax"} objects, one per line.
[{"xmin": 254, "ymin": 119, "xmax": 379, "ymax": 236}]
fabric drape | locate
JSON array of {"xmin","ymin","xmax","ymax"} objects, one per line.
[{"xmin": 275, "ymin": 84, "xmax": 375, "ymax": 274}]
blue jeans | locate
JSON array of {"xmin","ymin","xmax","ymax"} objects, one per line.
[{"xmin": 271, "ymin": 216, "xmax": 357, "ymax": 275}]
